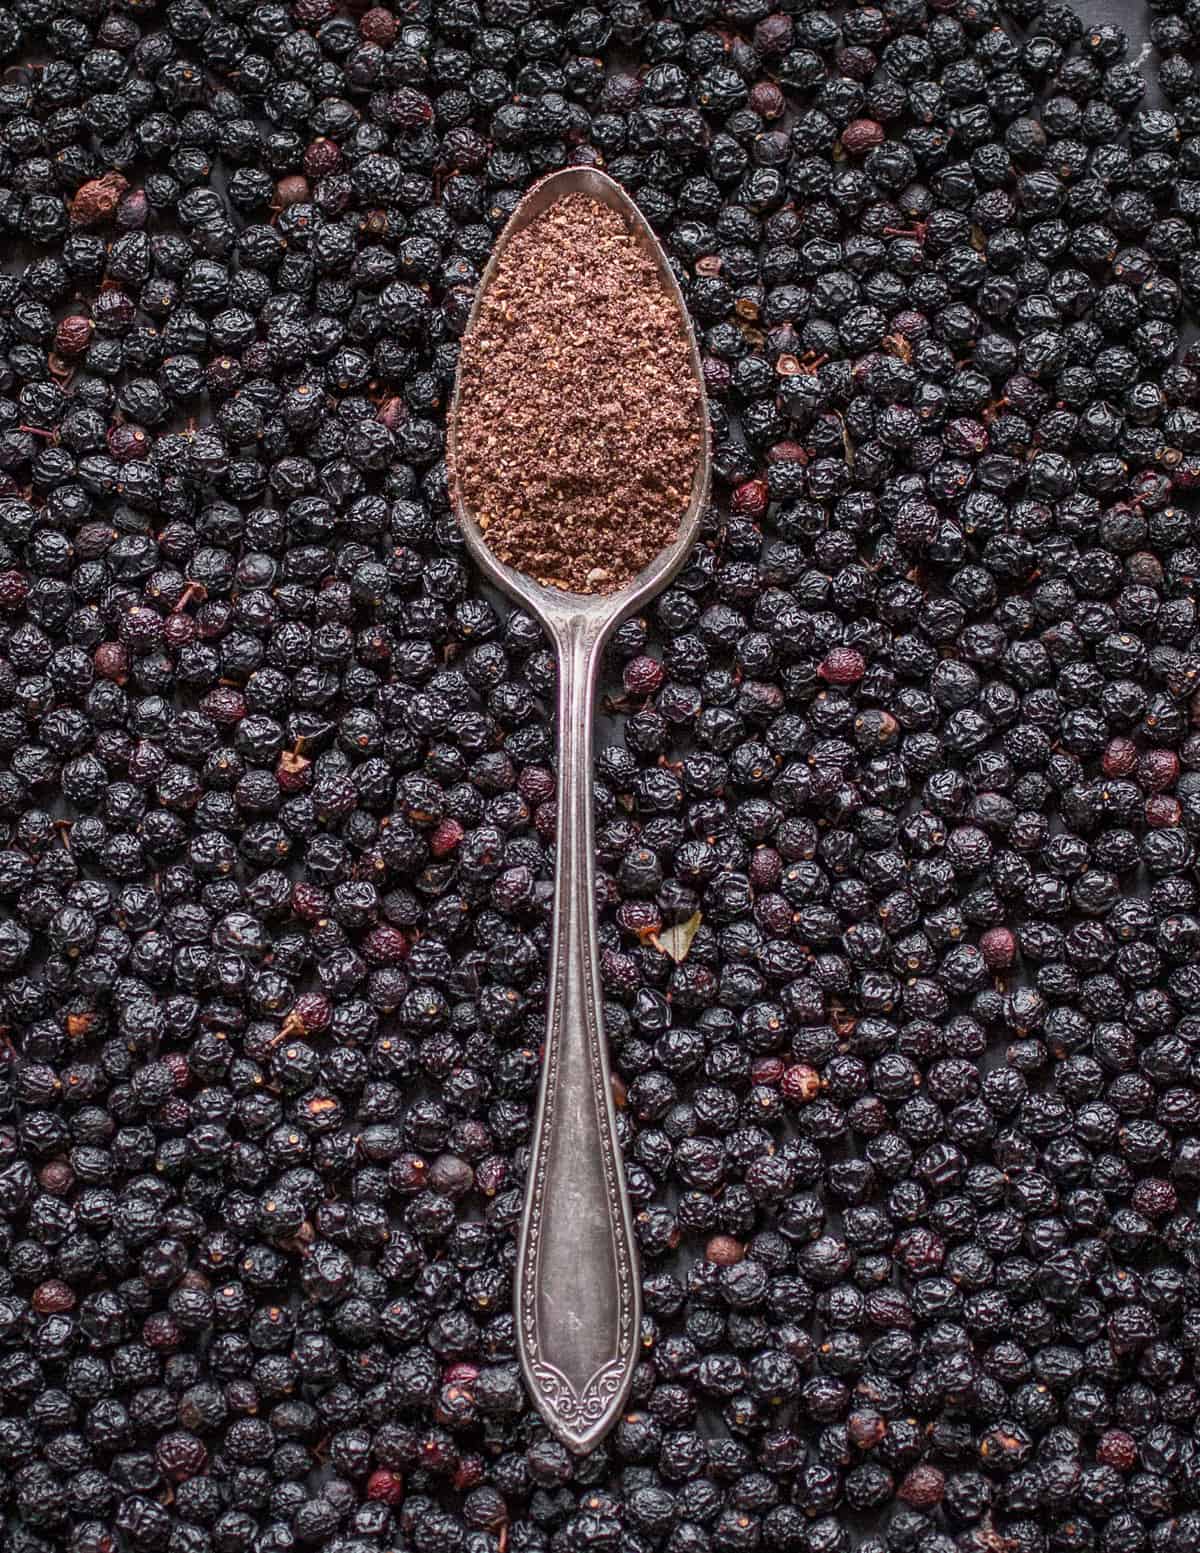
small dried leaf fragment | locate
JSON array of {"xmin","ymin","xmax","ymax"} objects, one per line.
[{"xmin": 651, "ymin": 911, "xmax": 702, "ymax": 963}]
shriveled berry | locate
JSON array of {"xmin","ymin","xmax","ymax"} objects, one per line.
[
  {"xmin": 818, "ymin": 647, "xmax": 866, "ymax": 685},
  {"xmin": 1096, "ymin": 1431, "xmax": 1137, "ymax": 1472},
  {"xmin": 55, "ymin": 316, "xmax": 93, "ymax": 357},
  {"xmin": 1140, "ymin": 749, "xmax": 1180, "ymax": 791},
  {"xmin": 781, "ymin": 1065, "xmax": 820, "ymax": 1104},
  {"xmin": 1103, "ymin": 738, "xmax": 1139, "ymax": 776},
  {"xmin": 32, "ymin": 1280, "xmax": 75, "ymax": 1314},
  {"xmin": 899, "ymin": 1466, "xmax": 945, "ymax": 1507},
  {"xmin": 69, "ymin": 172, "xmax": 128, "ymax": 227},
  {"xmin": 732, "ymin": 479, "xmax": 769, "ymax": 517},
  {"xmin": 848, "ymin": 1411, "xmax": 886, "ymax": 1449},
  {"xmin": 1146, "ymin": 795, "xmax": 1182, "ymax": 827},
  {"xmin": 430, "ymin": 818, "xmax": 465, "ymax": 857},
  {"xmin": 705, "ymin": 1235, "xmax": 744, "ymax": 1266},
  {"xmin": 624, "ymin": 656, "xmax": 665, "ymax": 695},
  {"xmin": 841, "ymin": 119, "xmax": 885, "ymax": 155},
  {"xmin": 359, "ymin": 5, "xmax": 397, "ymax": 42},
  {"xmin": 979, "ymin": 926, "xmax": 1016, "ymax": 971},
  {"xmin": 367, "ymin": 1470, "xmax": 405, "ymax": 1504}
]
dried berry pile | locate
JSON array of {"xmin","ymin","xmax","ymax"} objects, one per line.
[{"xmin": 4, "ymin": 0, "xmax": 1200, "ymax": 1551}]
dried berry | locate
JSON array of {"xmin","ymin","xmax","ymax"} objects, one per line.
[
  {"xmin": 818, "ymin": 647, "xmax": 867, "ymax": 685},
  {"xmin": 68, "ymin": 172, "xmax": 129, "ymax": 228},
  {"xmin": 841, "ymin": 118, "xmax": 885, "ymax": 155}
]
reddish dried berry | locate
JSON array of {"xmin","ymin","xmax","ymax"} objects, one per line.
[
  {"xmin": 108, "ymin": 423, "xmax": 151, "ymax": 463},
  {"xmin": 475, "ymin": 1156, "xmax": 506, "ymax": 1197},
  {"xmin": 1096, "ymin": 1430, "xmax": 1137, "ymax": 1472},
  {"xmin": 116, "ymin": 188, "xmax": 148, "ymax": 230},
  {"xmin": 616, "ymin": 899, "xmax": 660, "ymax": 937},
  {"xmin": 892, "ymin": 309, "xmax": 929, "ymax": 341},
  {"xmin": 429, "ymin": 1153, "xmax": 474, "ymax": 1197},
  {"xmin": 276, "ymin": 749, "xmax": 311, "ymax": 792},
  {"xmin": 69, "ymin": 172, "xmax": 129, "ymax": 227},
  {"xmin": 517, "ymin": 766, "xmax": 555, "ymax": 805},
  {"xmin": 275, "ymin": 175, "xmax": 310, "ymax": 209},
  {"xmin": 748, "ymin": 80, "xmax": 785, "ymax": 119},
  {"xmin": 283, "ymin": 992, "xmax": 332, "ymax": 1036},
  {"xmin": 304, "ymin": 137, "xmax": 342, "ymax": 179},
  {"xmin": 376, "ymin": 395, "xmax": 408, "ymax": 431},
  {"xmin": 979, "ymin": 926, "xmax": 1016, "ymax": 971},
  {"xmin": 0, "ymin": 571, "xmax": 28, "ymax": 611},
  {"xmin": 163, "ymin": 613, "xmax": 196, "ymax": 648},
  {"xmin": 898, "ymin": 1466, "xmax": 945, "ymax": 1507},
  {"xmin": 753, "ymin": 13, "xmax": 793, "ymax": 53},
  {"xmin": 367, "ymin": 1470, "xmax": 405, "ymax": 1505},
  {"xmin": 781, "ymin": 1065, "xmax": 820, "ymax": 1104},
  {"xmin": 749, "ymin": 845, "xmax": 782, "ymax": 890},
  {"xmin": 705, "ymin": 1235, "xmax": 745, "ymax": 1265},
  {"xmin": 359, "ymin": 5, "xmax": 397, "ymax": 41},
  {"xmin": 362, "ymin": 924, "xmax": 411, "ymax": 967},
  {"xmin": 430, "ymin": 817, "xmax": 465, "ymax": 857},
  {"xmin": 389, "ymin": 1154, "xmax": 428, "ymax": 1193},
  {"xmin": 291, "ymin": 883, "xmax": 329, "ymax": 922},
  {"xmin": 453, "ymin": 1454, "xmax": 486, "ymax": 1493},
  {"xmin": 837, "ymin": 46, "xmax": 877, "ymax": 80},
  {"xmin": 55, "ymin": 315, "xmax": 93, "ymax": 357},
  {"xmin": 161, "ymin": 1052, "xmax": 191, "ymax": 1090},
  {"xmin": 818, "ymin": 646, "xmax": 867, "ymax": 685},
  {"xmin": 93, "ymin": 642, "xmax": 129, "ymax": 683},
  {"xmin": 1102, "ymin": 737, "xmax": 1138, "ymax": 776},
  {"xmin": 443, "ymin": 1362, "xmax": 481, "ymax": 1387},
  {"xmin": 1146, "ymin": 794, "xmax": 1182, "ymax": 828},
  {"xmin": 156, "ymin": 1430, "xmax": 208, "ymax": 1482},
  {"xmin": 200, "ymin": 686, "xmax": 246, "ymax": 726},
  {"xmin": 384, "ymin": 88, "xmax": 435, "ymax": 130},
  {"xmin": 841, "ymin": 118, "xmax": 886, "ymax": 155},
  {"xmin": 732, "ymin": 478, "xmax": 769, "ymax": 517},
  {"xmin": 32, "ymin": 1279, "xmax": 75, "ymax": 1314},
  {"xmin": 623, "ymin": 655, "xmax": 665, "ymax": 695},
  {"xmin": 143, "ymin": 1311, "xmax": 182, "ymax": 1350},
  {"xmin": 1131, "ymin": 1178, "xmax": 1178, "ymax": 1218},
  {"xmin": 38, "ymin": 1160, "xmax": 73, "ymax": 1194}
]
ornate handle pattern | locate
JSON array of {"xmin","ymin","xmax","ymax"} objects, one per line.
[{"xmin": 515, "ymin": 613, "xmax": 641, "ymax": 1454}]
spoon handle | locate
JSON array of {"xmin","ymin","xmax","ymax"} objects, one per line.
[{"xmin": 516, "ymin": 613, "xmax": 641, "ymax": 1454}]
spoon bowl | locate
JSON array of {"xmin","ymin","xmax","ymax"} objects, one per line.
[
  {"xmin": 448, "ymin": 167, "xmax": 711, "ymax": 1454},
  {"xmin": 448, "ymin": 166, "xmax": 713, "ymax": 625}
]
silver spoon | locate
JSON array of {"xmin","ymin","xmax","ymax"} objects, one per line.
[{"xmin": 447, "ymin": 167, "xmax": 711, "ymax": 1454}]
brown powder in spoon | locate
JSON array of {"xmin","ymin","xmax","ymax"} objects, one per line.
[{"xmin": 450, "ymin": 191, "xmax": 704, "ymax": 595}]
